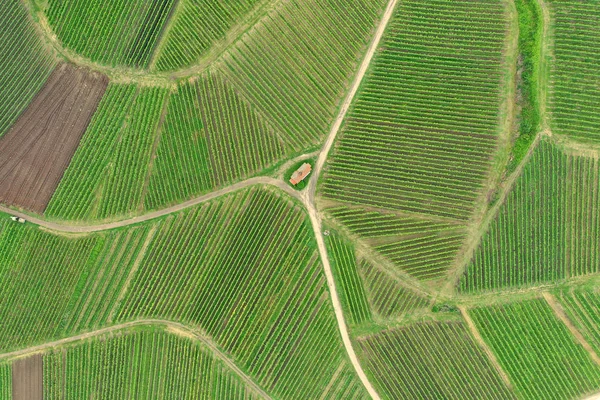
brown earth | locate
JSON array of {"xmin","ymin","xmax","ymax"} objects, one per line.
[
  {"xmin": 12, "ymin": 354, "xmax": 43, "ymax": 400},
  {"xmin": 0, "ymin": 63, "xmax": 108, "ymax": 213}
]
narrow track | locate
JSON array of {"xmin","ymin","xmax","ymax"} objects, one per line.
[{"xmin": 0, "ymin": 319, "xmax": 272, "ymax": 400}]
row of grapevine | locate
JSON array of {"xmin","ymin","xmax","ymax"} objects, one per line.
[
  {"xmin": 0, "ymin": 363, "xmax": 9, "ymax": 400},
  {"xmin": 115, "ymin": 187, "xmax": 366, "ymax": 399},
  {"xmin": 48, "ymin": 70, "xmax": 287, "ymax": 221},
  {"xmin": 42, "ymin": 327, "xmax": 261, "ymax": 399},
  {"xmin": 469, "ymin": 298, "xmax": 600, "ymax": 400},
  {"xmin": 218, "ymin": 0, "xmax": 388, "ymax": 151},
  {"xmin": 0, "ymin": 219, "xmax": 155, "ymax": 351},
  {"xmin": 356, "ymin": 321, "xmax": 515, "ymax": 399},
  {"xmin": 324, "ymin": 205, "xmax": 466, "ymax": 280},
  {"xmin": 547, "ymin": 0, "xmax": 600, "ymax": 143},
  {"xmin": 460, "ymin": 138, "xmax": 600, "ymax": 292},
  {"xmin": 0, "ymin": 0, "xmax": 56, "ymax": 137},
  {"xmin": 324, "ymin": 228, "xmax": 372, "ymax": 325},
  {"xmin": 154, "ymin": 0, "xmax": 263, "ymax": 71},
  {"xmin": 45, "ymin": 0, "xmax": 176, "ymax": 68},
  {"xmin": 556, "ymin": 288, "xmax": 600, "ymax": 357},
  {"xmin": 358, "ymin": 259, "xmax": 429, "ymax": 320},
  {"xmin": 322, "ymin": 0, "xmax": 509, "ymax": 220}
]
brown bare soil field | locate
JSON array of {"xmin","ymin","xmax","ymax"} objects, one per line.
[
  {"xmin": 0, "ymin": 63, "xmax": 108, "ymax": 213},
  {"xmin": 12, "ymin": 354, "xmax": 43, "ymax": 400}
]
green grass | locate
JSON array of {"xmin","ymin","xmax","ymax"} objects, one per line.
[
  {"xmin": 470, "ymin": 298, "xmax": 600, "ymax": 400},
  {"xmin": 43, "ymin": 327, "xmax": 261, "ymax": 399},
  {"xmin": 460, "ymin": 138, "xmax": 600, "ymax": 292},
  {"xmin": 0, "ymin": 0, "xmax": 55, "ymax": 138},
  {"xmin": 284, "ymin": 158, "xmax": 316, "ymax": 191},
  {"xmin": 154, "ymin": 0, "xmax": 263, "ymax": 72},
  {"xmin": 547, "ymin": 0, "xmax": 600, "ymax": 143},
  {"xmin": 507, "ymin": 0, "xmax": 543, "ymax": 172},
  {"xmin": 45, "ymin": 0, "xmax": 176, "ymax": 69},
  {"xmin": 356, "ymin": 321, "xmax": 516, "ymax": 400},
  {"xmin": 324, "ymin": 228, "xmax": 371, "ymax": 325}
]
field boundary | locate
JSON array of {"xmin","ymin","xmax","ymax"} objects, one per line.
[
  {"xmin": 542, "ymin": 292, "xmax": 600, "ymax": 367},
  {"xmin": 0, "ymin": 319, "xmax": 272, "ymax": 399},
  {"xmin": 459, "ymin": 306, "xmax": 513, "ymax": 388}
]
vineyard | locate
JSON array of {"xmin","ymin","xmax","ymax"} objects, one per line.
[
  {"xmin": 356, "ymin": 321, "xmax": 515, "ymax": 399},
  {"xmin": 45, "ymin": 0, "xmax": 177, "ymax": 69},
  {"xmin": 320, "ymin": 0, "xmax": 509, "ymax": 281},
  {"xmin": 0, "ymin": 0, "xmax": 56, "ymax": 138},
  {"xmin": 153, "ymin": 0, "xmax": 264, "ymax": 71},
  {"xmin": 0, "ymin": 363, "xmax": 9, "ymax": 400},
  {"xmin": 547, "ymin": 0, "xmax": 600, "ymax": 143},
  {"xmin": 469, "ymin": 298, "xmax": 600, "ymax": 400},
  {"xmin": 42, "ymin": 327, "xmax": 260, "ymax": 399},
  {"xmin": 460, "ymin": 138, "xmax": 600, "ymax": 292},
  {"xmin": 556, "ymin": 288, "xmax": 600, "ymax": 356}
]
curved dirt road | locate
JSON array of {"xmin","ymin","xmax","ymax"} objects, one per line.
[
  {"xmin": 0, "ymin": 176, "xmax": 302, "ymax": 233},
  {"xmin": 0, "ymin": 319, "xmax": 272, "ymax": 400}
]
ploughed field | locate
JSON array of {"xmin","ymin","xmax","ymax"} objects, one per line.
[{"xmin": 0, "ymin": 64, "xmax": 107, "ymax": 213}]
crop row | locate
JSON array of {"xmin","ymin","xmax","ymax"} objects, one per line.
[
  {"xmin": 154, "ymin": 0, "xmax": 262, "ymax": 72},
  {"xmin": 0, "ymin": 363, "xmax": 9, "ymax": 400},
  {"xmin": 46, "ymin": 0, "xmax": 176, "ymax": 68},
  {"xmin": 556, "ymin": 289, "xmax": 600, "ymax": 356},
  {"xmin": 325, "ymin": 204, "xmax": 466, "ymax": 280},
  {"xmin": 460, "ymin": 138, "xmax": 600, "ymax": 292},
  {"xmin": 322, "ymin": 0, "xmax": 508, "ymax": 222},
  {"xmin": 356, "ymin": 321, "xmax": 515, "ymax": 399},
  {"xmin": 0, "ymin": 0, "xmax": 55, "ymax": 137},
  {"xmin": 547, "ymin": 0, "xmax": 600, "ymax": 143},
  {"xmin": 219, "ymin": 0, "xmax": 387, "ymax": 151},
  {"xmin": 324, "ymin": 229, "xmax": 372, "ymax": 325},
  {"xmin": 115, "ymin": 188, "xmax": 362, "ymax": 399},
  {"xmin": 470, "ymin": 298, "xmax": 600, "ymax": 400},
  {"xmin": 358, "ymin": 259, "xmax": 429, "ymax": 320},
  {"xmin": 48, "ymin": 71, "xmax": 287, "ymax": 221},
  {"xmin": 42, "ymin": 327, "xmax": 259, "ymax": 399}
]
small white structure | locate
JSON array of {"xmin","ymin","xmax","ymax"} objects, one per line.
[{"xmin": 10, "ymin": 216, "xmax": 26, "ymax": 223}]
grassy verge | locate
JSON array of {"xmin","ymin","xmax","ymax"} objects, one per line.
[{"xmin": 507, "ymin": 0, "xmax": 543, "ymax": 172}]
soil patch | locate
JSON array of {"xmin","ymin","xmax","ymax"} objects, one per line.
[
  {"xmin": 12, "ymin": 354, "xmax": 43, "ymax": 400},
  {"xmin": 0, "ymin": 63, "xmax": 108, "ymax": 213}
]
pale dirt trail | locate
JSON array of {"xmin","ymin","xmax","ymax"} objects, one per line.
[
  {"xmin": 306, "ymin": 1, "xmax": 399, "ymax": 398},
  {"xmin": 459, "ymin": 306, "xmax": 513, "ymax": 388},
  {"xmin": 0, "ymin": 176, "xmax": 302, "ymax": 233},
  {"xmin": 0, "ymin": 319, "xmax": 272, "ymax": 400},
  {"xmin": 542, "ymin": 293, "xmax": 600, "ymax": 367}
]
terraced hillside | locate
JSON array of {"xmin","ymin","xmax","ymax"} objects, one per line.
[{"xmin": 320, "ymin": 0, "xmax": 511, "ymax": 281}]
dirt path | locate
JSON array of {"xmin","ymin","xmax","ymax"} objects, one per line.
[
  {"xmin": 0, "ymin": 176, "xmax": 302, "ymax": 233},
  {"xmin": 542, "ymin": 293, "xmax": 600, "ymax": 367},
  {"xmin": 0, "ymin": 319, "xmax": 272, "ymax": 400},
  {"xmin": 459, "ymin": 306, "xmax": 513, "ymax": 388},
  {"xmin": 305, "ymin": 1, "xmax": 399, "ymax": 398}
]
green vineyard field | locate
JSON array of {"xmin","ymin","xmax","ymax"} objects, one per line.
[
  {"xmin": 321, "ymin": 0, "xmax": 509, "ymax": 281},
  {"xmin": 547, "ymin": 0, "xmax": 600, "ymax": 143},
  {"xmin": 0, "ymin": 0, "xmax": 55, "ymax": 138},
  {"xmin": 460, "ymin": 138, "xmax": 600, "ymax": 292},
  {"xmin": 45, "ymin": 0, "xmax": 176, "ymax": 69},
  {"xmin": 0, "ymin": 363, "xmax": 9, "ymax": 400},
  {"xmin": 42, "ymin": 327, "xmax": 259, "ymax": 400},
  {"xmin": 154, "ymin": 0, "xmax": 263, "ymax": 72},
  {"xmin": 470, "ymin": 298, "xmax": 600, "ymax": 400},
  {"xmin": 557, "ymin": 288, "xmax": 600, "ymax": 356},
  {"xmin": 357, "ymin": 321, "xmax": 515, "ymax": 399}
]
